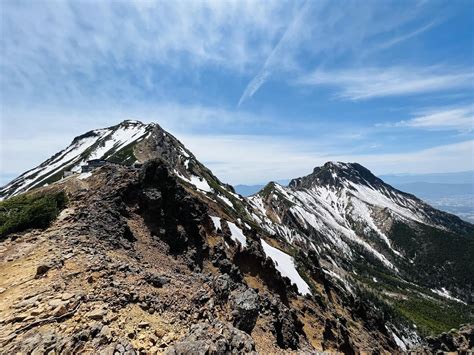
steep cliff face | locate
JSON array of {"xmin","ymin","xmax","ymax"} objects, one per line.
[{"xmin": 0, "ymin": 120, "xmax": 472, "ymax": 353}]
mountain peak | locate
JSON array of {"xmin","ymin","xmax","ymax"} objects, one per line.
[
  {"xmin": 0, "ymin": 119, "xmax": 233, "ymax": 200},
  {"xmin": 121, "ymin": 119, "xmax": 144, "ymax": 125},
  {"xmin": 290, "ymin": 161, "xmax": 382, "ymax": 190},
  {"xmin": 0, "ymin": 120, "xmax": 166, "ymax": 198}
]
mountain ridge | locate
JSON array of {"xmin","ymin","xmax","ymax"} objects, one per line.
[{"xmin": 0, "ymin": 119, "xmax": 472, "ymax": 353}]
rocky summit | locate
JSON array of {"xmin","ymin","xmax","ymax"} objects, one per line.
[{"xmin": 0, "ymin": 120, "xmax": 472, "ymax": 354}]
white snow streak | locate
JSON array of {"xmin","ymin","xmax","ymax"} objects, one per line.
[
  {"xmin": 261, "ymin": 239, "xmax": 311, "ymax": 295},
  {"xmin": 227, "ymin": 222, "xmax": 247, "ymax": 247}
]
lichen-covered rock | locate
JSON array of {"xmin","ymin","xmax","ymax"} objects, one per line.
[
  {"xmin": 230, "ymin": 288, "xmax": 259, "ymax": 333},
  {"xmin": 212, "ymin": 274, "xmax": 235, "ymax": 303},
  {"xmin": 165, "ymin": 322, "xmax": 256, "ymax": 354},
  {"xmin": 426, "ymin": 324, "xmax": 474, "ymax": 353}
]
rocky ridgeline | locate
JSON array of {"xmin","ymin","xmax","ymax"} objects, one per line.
[
  {"xmin": 0, "ymin": 162, "xmax": 348, "ymax": 353},
  {"xmin": 1, "ymin": 120, "xmax": 472, "ymax": 353}
]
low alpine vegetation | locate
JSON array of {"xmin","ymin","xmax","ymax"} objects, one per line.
[{"xmin": 0, "ymin": 191, "xmax": 67, "ymax": 238}]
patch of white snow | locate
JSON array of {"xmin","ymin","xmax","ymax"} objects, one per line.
[{"xmin": 260, "ymin": 239, "xmax": 311, "ymax": 295}]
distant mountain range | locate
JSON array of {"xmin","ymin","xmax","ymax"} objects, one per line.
[{"xmin": 381, "ymin": 171, "xmax": 474, "ymax": 185}]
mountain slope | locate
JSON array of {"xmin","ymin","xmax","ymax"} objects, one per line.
[
  {"xmin": 0, "ymin": 121, "xmax": 472, "ymax": 352},
  {"xmin": 247, "ymin": 162, "xmax": 474, "ymax": 333},
  {"xmin": 1, "ymin": 120, "xmax": 151, "ymax": 198}
]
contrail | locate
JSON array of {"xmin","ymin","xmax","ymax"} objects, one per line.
[{"xmin": 237, "ymin": 0, "xmax": 311, "ymax": 107}]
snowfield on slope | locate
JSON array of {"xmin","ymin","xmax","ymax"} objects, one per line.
[
  {"xmin": 88, "ymin": 125, "xmax": 147, "ymax": 161},
  {"xmin": 209, "ymin": 217, "xmax": 247, "ymax": 248},
  {"xmin": 227, "ymin": 222, "xmax": 247, "ymax": 247},
  {"xmin": 1, "ymin": 122, "xmax": 149, "ymax": 198},
  {"xmin": 261, "ymin": 239, "xmax": 311, "ymax": 295}
]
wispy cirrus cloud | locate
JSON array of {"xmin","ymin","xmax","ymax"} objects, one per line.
[
  {"xmin": 238, "ymin": 0, "xmax": 311, "ymax": 106},
  {"xmin": 378, "ymin": 105, "xmax": 474, "ymax": 132},
  {"xmin": 296, "ymin": 67, "xmax": 474, "ymax": 101},
  {"xmin": 371, "ymin": 20, "xmax": 440, "ymax": 52},
  {"xmin": 0, "ymin": 0, "xmax": 300, "ymax": 106},
  {"xmin": 237, "ymin": 0, "xmax": 445, "ymax": 105}
]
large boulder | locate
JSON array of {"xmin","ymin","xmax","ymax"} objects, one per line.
[
  {"xmin": 230, "ymin": 288, "xmax": 259, "ymax": 333},
  {"xmin": 165, "ymin": 322, "xmax": 255, "ymax": 354}
]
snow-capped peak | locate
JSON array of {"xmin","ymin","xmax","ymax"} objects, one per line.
[
  {"xmin": 0, "ymin": 120, "xmax": 154, "ymax": 198},
  {"xmin": 248, "ymin": 161, "xmax": 472, "ymax": 286}
]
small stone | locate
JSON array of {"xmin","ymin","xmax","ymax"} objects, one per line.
[
  {"xmin": 77, "ymin": 329, "xmax": 90, "ymax": 341},
  {"xmin": 162, "ymin": 332, "xmax": 175, "ymax": 343},
  {"xmin": 90, "ymin": 323, "xmax": 103, "ymax": 337},
  {"xmin": 100, "ymin": 325, "xmax": 112, "ymax": 340},
  {"xmin": 35, "ymin": 264, "xmax": 51, "ymax": 278},
  {"xmin": 10, "ymin": 314, "xmax": 27, "ymax": 323},
  {"xmin": 53, "ymin": 305, "xmax": 68, "ymax": 317},
  {"xmin": 87, "ymin": 308, "xmax": 107, "ymax": 320},
  {"xmin": 0, "ymin": 287, "xmax": 6, "ymax": 294},
  {"xmin": 61, "ymin": 293, "xmax": 75, "ymax": 301},
  {"xmin": 30, "ymin": 306, "xmax": 45, "ymax": 316},
  {"xmin": 116, "ymin": 344, "xmax": 125, "ymax": 352},
  {"xmin": 138, "ymin": 321, "xmax": 149, "ymax": 329},
  {"xmin": 48, "ymin": 299, "xmax": 65, "ymax": 307},
  {"xmin": 144, "ymin": 273, "xmax": 170, "ymax": 288},
  {"xmin": 154, "ymin": 329, "xmax": 165, "ymax": 338}
]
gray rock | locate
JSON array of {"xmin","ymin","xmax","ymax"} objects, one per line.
[
  {"xmin": 144, "ymin": 273, "xmax": 170, "ymax": 288},
  {"xmin": 35, "ymin": 263, "xmax": 52, "ymax": 278},
  {"xmin": 230, "ymin": 288, "xmax": 259, "ymax": 333},
  {"xmin": 165, "ymin": 322, "xmax": 255, "ymax": 354},
  {"xmin": 87, "ymin": 307, "xmax": 107, "ymax": 320}
]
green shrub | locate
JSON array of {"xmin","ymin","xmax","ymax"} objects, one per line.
[
  {"xmin": 0, "ymin": 191, "xmax": 67, "ymax": 238},
  {"xmin": 393, "ymin": 297, "xmax": 473, "ymax": 336}
]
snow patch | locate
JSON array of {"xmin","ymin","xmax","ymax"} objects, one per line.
[
  {"xmin": 389, "ymin": 330, "xmax": 407, "ymax": 351},
  {"xmin": 219, "ymin": 194, "xmax": 234, "ymax": 208},
  {"xmin": 260, "ymin": 239, "xmax": 311, "ymax": 295},
  {"xmin": 432, "ymin": 288, "xmax": 467, "ymax": 304},
  {"xmin": 175, "ymin": 171, "xmax": 212, "ymax": 193},
  {"xmin": 227, "ymin": 222, "xmax": 247, "ymax": 247},
  {"xmin": 210, "ymin": 216, "xmax": 222, "ymax": 231}
]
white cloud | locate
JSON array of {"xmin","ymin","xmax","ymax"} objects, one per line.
[
  {"xmin": 176, "ymin": 133, "xmax": 474, "ymax": 184},
  {"xmin": 297, "ymin": 67, "xmax": 474, "ymax": 100},
  {"xmin": 0, "ymin": 0, "xmax": 299, "ymax": 105},
  {"xmin": 2, "ymin": 102, "xmax": 473, "ymax": 186},
  {"xmin": 328, "ymin": 140, "xmax": 474, "ymax": 177},
  {"xmin": 237, "ymin": 0, "xmax": 443, "ymax": 104},
  {"xmin": 381, "ymin": 105, "xmax": 474, "ymax": 132}
]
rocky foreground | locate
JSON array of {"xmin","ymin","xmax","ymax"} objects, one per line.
[
  {"xmin": 1, "ymin": 161, "xmax": 471, "ymax": 354},
  {"xmin": 0, "ymin": 161, "xmax": 414, "ymax": 354}
]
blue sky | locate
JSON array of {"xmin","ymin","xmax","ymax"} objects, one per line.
[{"xmin": 1, "ymin": 0, "xmax": 473, "ymax": 184}]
